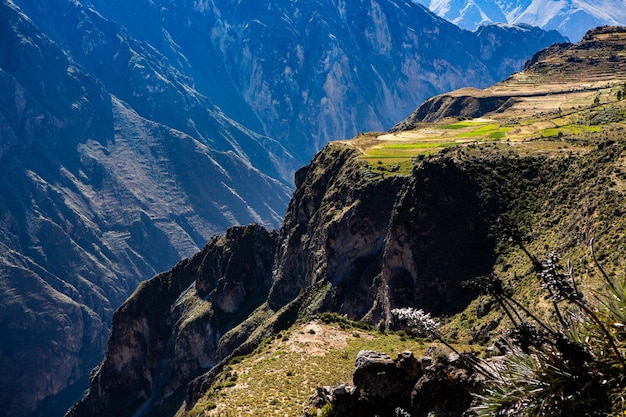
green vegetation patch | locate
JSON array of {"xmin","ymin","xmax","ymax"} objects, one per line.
[
  {"xmin": 374, "ymin": 142, "xmax": 459, "ymax": 150},
  {"xmin": 453, "ymin": 124, "xmax": 510, "ymax": 139},
  {"xmin": 423, "ymin": 121, "xmax": 513, "ymax": 140},
  {"xmin": 361, "ymin": 141, "xmax": 458, "ymax": 176},
  {"xmin": 488, "ymin": 130, "xmax": 507, "ymax": 139},
  {"xmin": 363, "ymin": 158, "xmax": 414, "ymax": 176},
  {"xmin": 541, "ymin": 124, "xmax": 602, "ymax": 138},
  {"xmin": 363, "ymin": 141, "xmax": 458, "ymax": 159}
]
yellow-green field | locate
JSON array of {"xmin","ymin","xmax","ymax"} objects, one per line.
[{"xmin": 343, "ymin": 92, "xmax": 626, "ymax": 177}]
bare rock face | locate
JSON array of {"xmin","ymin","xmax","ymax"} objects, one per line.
[
  {"xmin": 411, "ymin": 358, "xmax": 474, "ymax": 417},
  {"xmin": 268, "ymin": 144, "xmax": 404, "ymax": 319},
  {"xmin": 267, "ymin": 145, "xmax": 501, "ymax": 326},
  {"xmin": 380, "ymin": 157, "xmax": 497, "ymax": 319},
  {"xmin": 390, "ymin": 93, "xmax": 517, "ymax": 128},
  {"xmin": 66, "ymin": 224, "xmax": 277, "ymax": 417},
  {"xmin": 353, "ymin": 350, "xmax": 417, "ymax": 405}
]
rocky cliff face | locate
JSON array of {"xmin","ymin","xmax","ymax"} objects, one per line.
[
  {"xmin": 68, "ymin": 138, "xmax": 590, "ymax": 416},
  {"xmin": 269, "ymin": 145, "xmax": 501, "ymax": 321},
  {"xmin": 267, "ymin": 144, "xmax": 404, "ymax": 317},
  {"xmin": 67, "ymin": 224, "xmax": 277, "ymax": 417},
  {"xmin": 379, "ymin": 157, "xmax": 497, "ymax": 318}
]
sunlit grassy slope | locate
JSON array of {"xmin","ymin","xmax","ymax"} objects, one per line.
[
  {"xmin": 185, "ymin": 316, "xmax": 468, "ymax": 417},
  {"xmin": 185, "ymin": 83, "xmax": 626, "ymax": 417}
]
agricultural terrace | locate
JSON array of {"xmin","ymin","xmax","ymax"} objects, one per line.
[{"xmin": 340, "ymin": 81, "xmax": 626, "ymax": 175}]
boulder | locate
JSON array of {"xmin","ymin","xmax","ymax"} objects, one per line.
[{"xmin": 305, "ymin": 348, "xmax": 475, "ymax": 417}]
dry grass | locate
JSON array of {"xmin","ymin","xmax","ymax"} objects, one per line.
[{"xmin": 187, "ymin": 319, "xmax": 455, "ymax": 417}]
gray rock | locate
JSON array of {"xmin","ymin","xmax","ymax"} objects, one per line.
[{"xmin": 306, "ymin": 348, "xmax": 477, "ymax": 417}]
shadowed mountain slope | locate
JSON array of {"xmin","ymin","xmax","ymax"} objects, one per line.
[{"xmin": 0, "ymin": 3, "xmax": 290, "ymax": 417}]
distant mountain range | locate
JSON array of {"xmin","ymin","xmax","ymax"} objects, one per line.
[
  {"xmin": 0, "ymin": 0, "xmax": 565, "ymax": 416},
  {"xmin": 414, "ymin": 0, "xmax": 626, "ymax": 41}
]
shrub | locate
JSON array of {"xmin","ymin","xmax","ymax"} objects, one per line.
[
  {"xmin": 319, "ymin": 403, "xmax": 334, "ymax": 417},
  {"xmin": 390, "ymin": 307, "xmax": 439, "ymax": 338}
]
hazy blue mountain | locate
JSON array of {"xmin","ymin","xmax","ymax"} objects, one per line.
[
  {"xmin": 0, "ymin": 0, "xmax": 565, "ymax": 415},
  {"xmin": 0, "ymin": 2, "xmax": 291, "ymax": 416},
  {"xmin": 38, "ymin": 0, "xmax": 562, "ymax": 157},
  {"xmin": 415, "ymin": 0, "xmax": 626, "ymax": 41}
]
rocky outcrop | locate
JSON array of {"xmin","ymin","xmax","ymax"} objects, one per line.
[
  {"xmin": 268, "ymin": 144, "xmax": 404, "ymax": 319},
  {"xmin": 304, "ymin": 348, "xmax": 476, "ymax": 417},
  {"xmin": 269, "ymin": 143, "xmax": 500, "ymax": 323},
  {"xmin": 66, "ymin": 224, "xmax": 277, "ymax": 417},
  {"xmin": 380, "ymin": 157, "xmax": 498, "ymax": 319},
  {"xmin": 389, "ymin": 92, "xmax": 517, "ymax": 129}
]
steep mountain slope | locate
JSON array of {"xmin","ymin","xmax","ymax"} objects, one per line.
[
  {"xmin": 0, "ymin": 1, "xmax": 567, "ymax": 416},
  {"xmin": 15, "ymin": 0, "xmax": 566, "ymax": 160},
  {"xmin": 0, "ymin": 3, "xmax": 291, "ymax": 417},
  {"xmin": 67, "ymin": 27, "xmax": 626, "ymax": 417},
  {"xmin": 9, "ymin": 0, "xmax": 298, "ymax": 182},
  {"xmin": 415, "ymin": 0, "xmax": 626, "ymax": 41}
]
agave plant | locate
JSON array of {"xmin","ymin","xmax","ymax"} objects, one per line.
[{"xmin": 467, "ymin": 229, "xmax": 626, "ymax": 417}]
